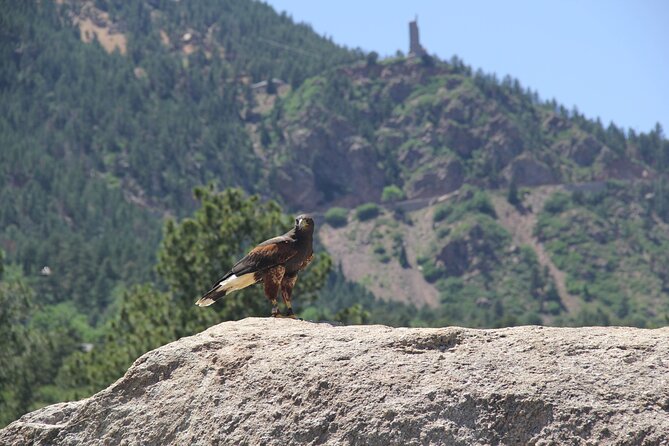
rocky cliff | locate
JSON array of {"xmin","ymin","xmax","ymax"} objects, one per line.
[{"xmin": 2, "ymin": 319, "xmax": 668, "ymax": 445}]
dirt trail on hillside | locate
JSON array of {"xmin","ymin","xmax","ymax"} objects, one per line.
[{"xmin": 492, "ymin": 188, "xmax": 582, "ymax": 318}]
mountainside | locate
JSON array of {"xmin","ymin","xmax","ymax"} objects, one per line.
[
  {"xmin": 260, "ymin": 58, "xmax": 662, "ymax": 210},
  {"xmin": 254, "ymin": 56, "xmax": 669, "ymax": 328},
  {"xmin": 535, "ymin": 179, "xmax": 669, "ymax": 326},
  {"xmin": 3, "ymin": 1, "xmax": 666, "ymax": 327},
  {"xmin": 0, "ymin": 0, "xmax": 360, "ymax": 319},
  {"xmin": 316, "ymin": 179, "xmax": 669, "ymax": 328},
  {"xmin": 3, "ymin": 318, "xmax": 669, "ymax": 445},
  {"xmin": 319, "ymin": 187, "xmax": 552, "ymax": 328}
]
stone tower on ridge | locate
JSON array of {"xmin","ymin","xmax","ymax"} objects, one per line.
[{"xmin": 409, "ymin": 17, "xmax": 426, "ymax": 57}]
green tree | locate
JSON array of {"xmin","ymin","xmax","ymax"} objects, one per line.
[
  {"xmin": 54, "ymin": 285, "xmax": 175, "ymax": 399},
  {"xmin": 157, "ymin": 185, "xmax": 288, "ymax": 303},
  {"xmin": 0, "ymin": 275, "xmax": 32, "ymax": 426},
  {"xmin": 366, "ymin": 51, "xmax": 379, "ymax": 67},
  {"xmin": 157, "ymin": 185, "xmax": 332, "ymax": 332},
  {"xmin": 507, "ymin": 179, "xmax": 520, "ymax": 207},
  {"xmin": 335, "ymin": 303, "xmax": 370, "ymax": 325},
  {"xmin": 0, "ymin": 267, "xmax": 50, "ymax": 427},
  {"xmin": 56, "ymin": 186, "xmax": 332, "ymax": 399},
  {"xmin": 266, "ymin": 77, "xmax": 278, "ymax": 95},
  {"xmin": 0, "ymin": 260, "xmax": 102, "ymax": 427}
]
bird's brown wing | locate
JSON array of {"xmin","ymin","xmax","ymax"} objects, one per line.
[
  {"xmin": 196, "ymin": 232, "xmax": 299, "ymax": 307},
  {"xmin": 230, "ymin": 237, "xmax": 298, "ymax": 277}
]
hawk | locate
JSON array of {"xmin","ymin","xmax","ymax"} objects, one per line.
[{"xmin": 196, "ymin": 214, "xmax": 314, "ymax": 318}]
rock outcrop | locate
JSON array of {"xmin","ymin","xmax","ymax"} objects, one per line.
[
  {"xmin": 2, "ymin": 319, "xmax": 669, "ymax": 445},
  {"xmin": 406, "ymin": 158, "xmax": 465, "ymax": 199},
  {"xmin": 272, "ymin": 116, "xmax": 386, "ymax": 209}
]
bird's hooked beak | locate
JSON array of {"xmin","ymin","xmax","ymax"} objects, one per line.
[{"xmin": 296, "ymin": 216, "xmax": 311, "ymax": 230}]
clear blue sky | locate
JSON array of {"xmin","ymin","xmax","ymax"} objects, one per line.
[{"xmin": 265, "ymin": 0, "xmax": 668, "ymax": 134}]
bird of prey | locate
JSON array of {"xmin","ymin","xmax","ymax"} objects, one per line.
[{"xmin": 196, "ymin": 214, "xmax": 314, "ymax": 318}]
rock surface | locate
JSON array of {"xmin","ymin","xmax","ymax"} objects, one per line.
[{"xmin": 2, "ymin": 319, "xmax": 669, "ymax": 445}]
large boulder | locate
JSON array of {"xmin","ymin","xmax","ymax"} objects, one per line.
[
  {"xmin": 406, "ymin": 159, "xmax": 465, "ymax": 199},
  {"xmin": 504, "ymin": 155, "xmax": 557, "ymax": 186},
  {"xmin": 2, "ymin": 319, "xmax": 668, "ymax": 445},
  {"xmin": 272, "ymin": 118, "xmax": 385, "ymax": 209}
]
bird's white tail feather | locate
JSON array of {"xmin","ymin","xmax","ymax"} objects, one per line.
[
  {"xmin": 218, "ymin": 273, "xmax": 257, "ymax": 293},
  {"xmin": 195, "ymin": 273, "xmax": 257, "ymax": 307}
]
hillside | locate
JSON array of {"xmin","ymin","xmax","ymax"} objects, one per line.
[
  {"xmin": 3, "ymin": 1, "xmax": 666, "ymax": 330},
  {"xmin": 255, "ymin": 56, "xmax": 669, "ymax": 327},
  {"xmin": 260, "ymin": 57, "xmax": 662, "ymax": 210},
  {"xmin": 535, "ymin": 179, "xmax": 669, "ymax": 326},
  {"xmin": 316, "ymin": 179, "xmax": 669, "ymax": 328},
  {"xmin": 318, "ymin": 187, "xmax": 555, "ymax": 328},
  {"xmin": 0, "ymin": 0, "xmax": 359, "ymax": 318},
  {"xmin": 3, "ymin": 318, "xmax": 669, "ymax": 445}
]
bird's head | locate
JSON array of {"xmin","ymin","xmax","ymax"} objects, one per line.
[{"xmin": 295, "ymin": 214, "xmax": 314, "ymax": 233}]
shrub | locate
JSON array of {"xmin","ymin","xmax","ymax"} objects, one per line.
[
  {"xmin": 436, "ymin": 226, "xmax": 451, "ymax": 239},
  {"xmin": 571, "ymin": 190, "xmax": 586, "ymax": 205},
  {"xmin": 397, "ymin": 245, "xmax": 410, "ymax": 268},
  {"xmin": 381, "ymin": 185, "xmax": 405, "ymax": 203},
  {"xmin": 545, "ymin": 301, "xmax": 562, "ymax": 316},
  {"xmin": 373, "ymin": 244, "xmax": 386, "ymax": 255},
  {"xmin": 433, "ymin": 204, "xmax": 451, "ymax": 223},
  {"xmin": 543, "ymin": 192, "xmax": 571, "ymax": 214},
  {"xmin": 355, "ymin": 203, "xmax": 380, "ymax": 221},
  {"xmin": 372, "ymin": 244, "xmax": 390, "ymax": 263},
  {"xmin": 324, "ymin": 207, "xmax": 348, "ymax": 227},
  {"xmin": 421, "ymin": 54, "xmax": 435, "ymax": 67},
  {"xmin": 420, "ymin": 260, "xmax": 443, "ymax": 282},
  {"xmin": 469, "ymin": 190, "xmax": 497, "ymax": 218}
]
